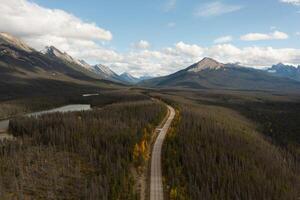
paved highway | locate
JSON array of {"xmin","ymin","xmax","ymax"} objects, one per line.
[{"xmin": 150, "ymin": 105, "xmax": 175, "ymax": 200}]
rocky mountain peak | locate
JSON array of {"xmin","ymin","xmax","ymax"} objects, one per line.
[
  {"xmin": 119, "ymin": 72, "xmax": 140, "ymax": 83},
  {"xmin": 42, "ymin": 46, "xmax": 94, "ymax": 70},
  {"xmin": 91, "ymin": 64, "xmax": 119, "ymax": 79},
  {"xmin": 0, "ymin": 32, "xmax": 33, "ymax": 52},
  {"xmin": 187, "ymin": 57, "xmax": 225, "ymax": 72}
]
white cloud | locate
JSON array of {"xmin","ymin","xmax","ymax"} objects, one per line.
[
  {"xmin": 214, "ymin": 36, "xmax": 233, "ymax": 44},
  {"xmin": 164, "ymin": 0, "xmax": 177, "ymax": 12},
  {"xmin": 133, "ymin": 40, "xmax": 151, "ymax": 49},
  {"xmin": 167, "ymin": 22, "xmax": 176, "ymax": 28},
  {"xmin": 0, "ymin": 0, "xmax": 120, "ymax": 71},
  {"xmin": 1, "ymin": 0, "xmax": 300, "ymax": 77},
  {"xmin": 296, "ymin": 32, "xmax": 300, "ymax": 36},
  {"xmin": 174, "ymin": 42, "xmax": 204, "ymax": 57},
  {"xmin": 107, "ymin": 42, "xmax": 300, "ymax": 77},
  {"xmin": 280, "ymin": 0, "xmax": 300, "ymax": 6},
  {"xmin": 204, "ymin": 44, "xmax": 300, "ymax": 67},
  {"xmin": 0, "ymin": 0, "xmax": 112, "ymax": 41},
  {"xmin": 194, "ymin": 1, "xmax": 242, "ymax": 17},
  {"xmin": 241, "ymin": 31, "xmax": 289, "ymax": 41}
]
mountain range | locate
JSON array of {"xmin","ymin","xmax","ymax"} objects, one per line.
[
  {"xmin": 119, "ymin": 72, "xmax": 140, "ymax": 83},
  {"xmin": 0, "ymin": 33, "xmax": 115, "ymax": 98},
  {"xmin": 266, "ymin": 63, "xmax": 300, "ymax": 82},
  {"xmin": 0, "ymin": 32, "xmax": 146, "ymax": 96},
  {"xmin": 1, "ymin": 32, "xmax": 300, "ymax": 95},
  {"xmin": 41, "ymin": 45, "xmax": 143, "ymax": 84},
  {"xmin": 140, "ymin": 57, "xmax": 300, "ymax": 92}
]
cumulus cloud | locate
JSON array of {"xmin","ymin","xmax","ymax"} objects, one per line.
[
  {"xmin": 0, "ymin": 0, "xmax": 112, "ymax": 41},
  {"xmin": 173, "ymin": 42, "xmax": 204, "ymax": 57},
  {"xmin": 133, "ymin": 40, "xmax": 151, "ymax": 49},
  {"xmin": 0, "ymin": 0, "xmax": 124, "ymax": 73},
  {"xmin": 167, "ymin": 22, "xmax": 176, "ymax": 28},
  {"xmin": 1, "ymin": 0, "xmax": 300, "ymax": 78},
  {"xmin": 0, "ymin": 0, "xmax": 117, "ymax": 65},
  {"xmin": 280, "ymin": 0, "xmax": 300, "ymax": 6},
  {"xmin": 205, "ymin": 44, "xmax": 300, "ymax": 67},
  {"xmin": 214, "ymin": 36, "xmax": 233, "ymax": 44},
  {"xmin": 164, "ymin": 0, "xmax": 177, "ymax": 12},
  {"xmin": 241, "ymin": 31, "xmax": 289, "ymax": 41},
  {"xmin": 194, "ymin": 1, "xmax": 242, "ymax": 17},
  {"xmin": 108, "ymin": 42, "xmax": 300, "ymax": 77}
]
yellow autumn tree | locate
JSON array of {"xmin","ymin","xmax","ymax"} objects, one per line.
[{"xmin": 133, "ymin": 126, "xmax": 151, "ymax": 168}]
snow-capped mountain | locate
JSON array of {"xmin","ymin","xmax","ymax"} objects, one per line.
[
  {"xmin": 119, "ymin": 73, "xmax": 154, "ymax": 84},
  {"xmin": 42, "ymin": 46, "xmax": 123, "ymax": 81},
  {"xmin": 119, "ymin": 72, "xmax": 140, "ymax": 83},
  {"xmin": 42, "ymin": 46, "xmax": 92, "ymax": 70},
  {"xmin": 0, "ymin": 32, "xmax": 141, "ymax": 86},
  {"xmin": 91, "ymin": 64, "xmax": 121, "ymax": 82},
  {"xmin": 42, "ymin": 46, "xmax": 124, "ymax": 82},
  {"xmin": 78, "ymin": 59, "xmax": 92, "ymax": 70},
  {"xmin": 139, "ymin": 75, "xmax": 154, "ymax": 81},
  {"xmin": 266, "ymin": 63, "xmax": 300, "ymax": 82}
]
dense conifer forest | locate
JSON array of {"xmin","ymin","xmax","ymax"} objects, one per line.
[
  {"xmin": 160, "ymin": 92, "xmax": 300, "ymax": 199},
  {"xmin": 1, "ymin": 89, "xmax": 299, "ymax": 200},
  {"xmin": 0, "ymin": 90, "xmax": 148, "ymax": 120},
  {"xmin": 0, "ymin": 98, "xmax": 166, "ymax": 199}
]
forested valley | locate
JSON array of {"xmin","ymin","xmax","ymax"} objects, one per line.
[
  {"xmin": 160, "ymin": 92, "xmax": 300, "ymax": 200},
  {"xmin": 0, "ymin": 90, "xmax": 149, "ymax": 120},
  {"xmin": 0, "ymin": 95, "xmax": 166, "ymax": 199},
  {"xmin": 1, "ymin": 89, "xmax": 299, "ymax": 200}
]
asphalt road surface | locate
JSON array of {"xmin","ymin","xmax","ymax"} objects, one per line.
[{"xmin": 150, "ymin": 105, "xmax": 175, "ymax": 200}]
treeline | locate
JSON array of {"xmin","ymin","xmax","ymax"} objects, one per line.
[
  {"xmin": 162, "ymin": 102, "xmax": 299, "ymax": 199},
  {"xmin": 0, "ymin": 89, "xmax": 149, "ymax": 119},
  {"xmin": 0, "ymin": 96, "xmax": 66, "ymax": 119},
  {"xmin": 234, "ymin": 101, "xmax": 300, "ymax": 161},
  {"xmin": 0, "ymin": 100, "xmax": 166, "ymax": 199},
  {"xmin": 195, "ymin": 93, "xmax": 300, "ymax": 162}
]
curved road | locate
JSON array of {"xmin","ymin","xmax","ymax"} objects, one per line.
[{"xmin": 150, "ymin": 105, "xmax": 175, "ymax": 200}]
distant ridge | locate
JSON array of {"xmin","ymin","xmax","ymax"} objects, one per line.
[
  {"xmin": 119, "ymin": 72, "xmax": 140, "ymax": 83},
  {"xmin": 42, "ymin": 46, "xmax": 124, "ymax": 83},
  {"xmin": 42, "ymin": 46, "xmax": 86, "ymax": 67},
  {"xmin": 91, "ymin": 64, "xmax": 122, "ymax": 82},
  {"xmin": 266, "ymin": 63, "xmax": 300, "ymax": 82},
  {"xmin": 140, "ymin": 57, "xmax": 300, "ymax": 92},
  {"xmin": 42, "ymin": 46, "xmax": 129, "ymax": 83}
]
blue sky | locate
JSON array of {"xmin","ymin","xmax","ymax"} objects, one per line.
[
  {"xmin": 0, "ymin": 0, "xmax": 300, "ymax": 76},
  {"xmin": 34, "ymin": 0, "xmax": 299, "ymax": 50}
]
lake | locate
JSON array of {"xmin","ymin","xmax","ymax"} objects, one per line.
[{"xmin": 0, "ymin": 104, "xmax": 91, "ymax": 132}]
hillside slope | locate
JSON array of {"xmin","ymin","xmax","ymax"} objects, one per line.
[{"xmin": 0, "ymin": 33, "xmax": 121, "ymax": 98}]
